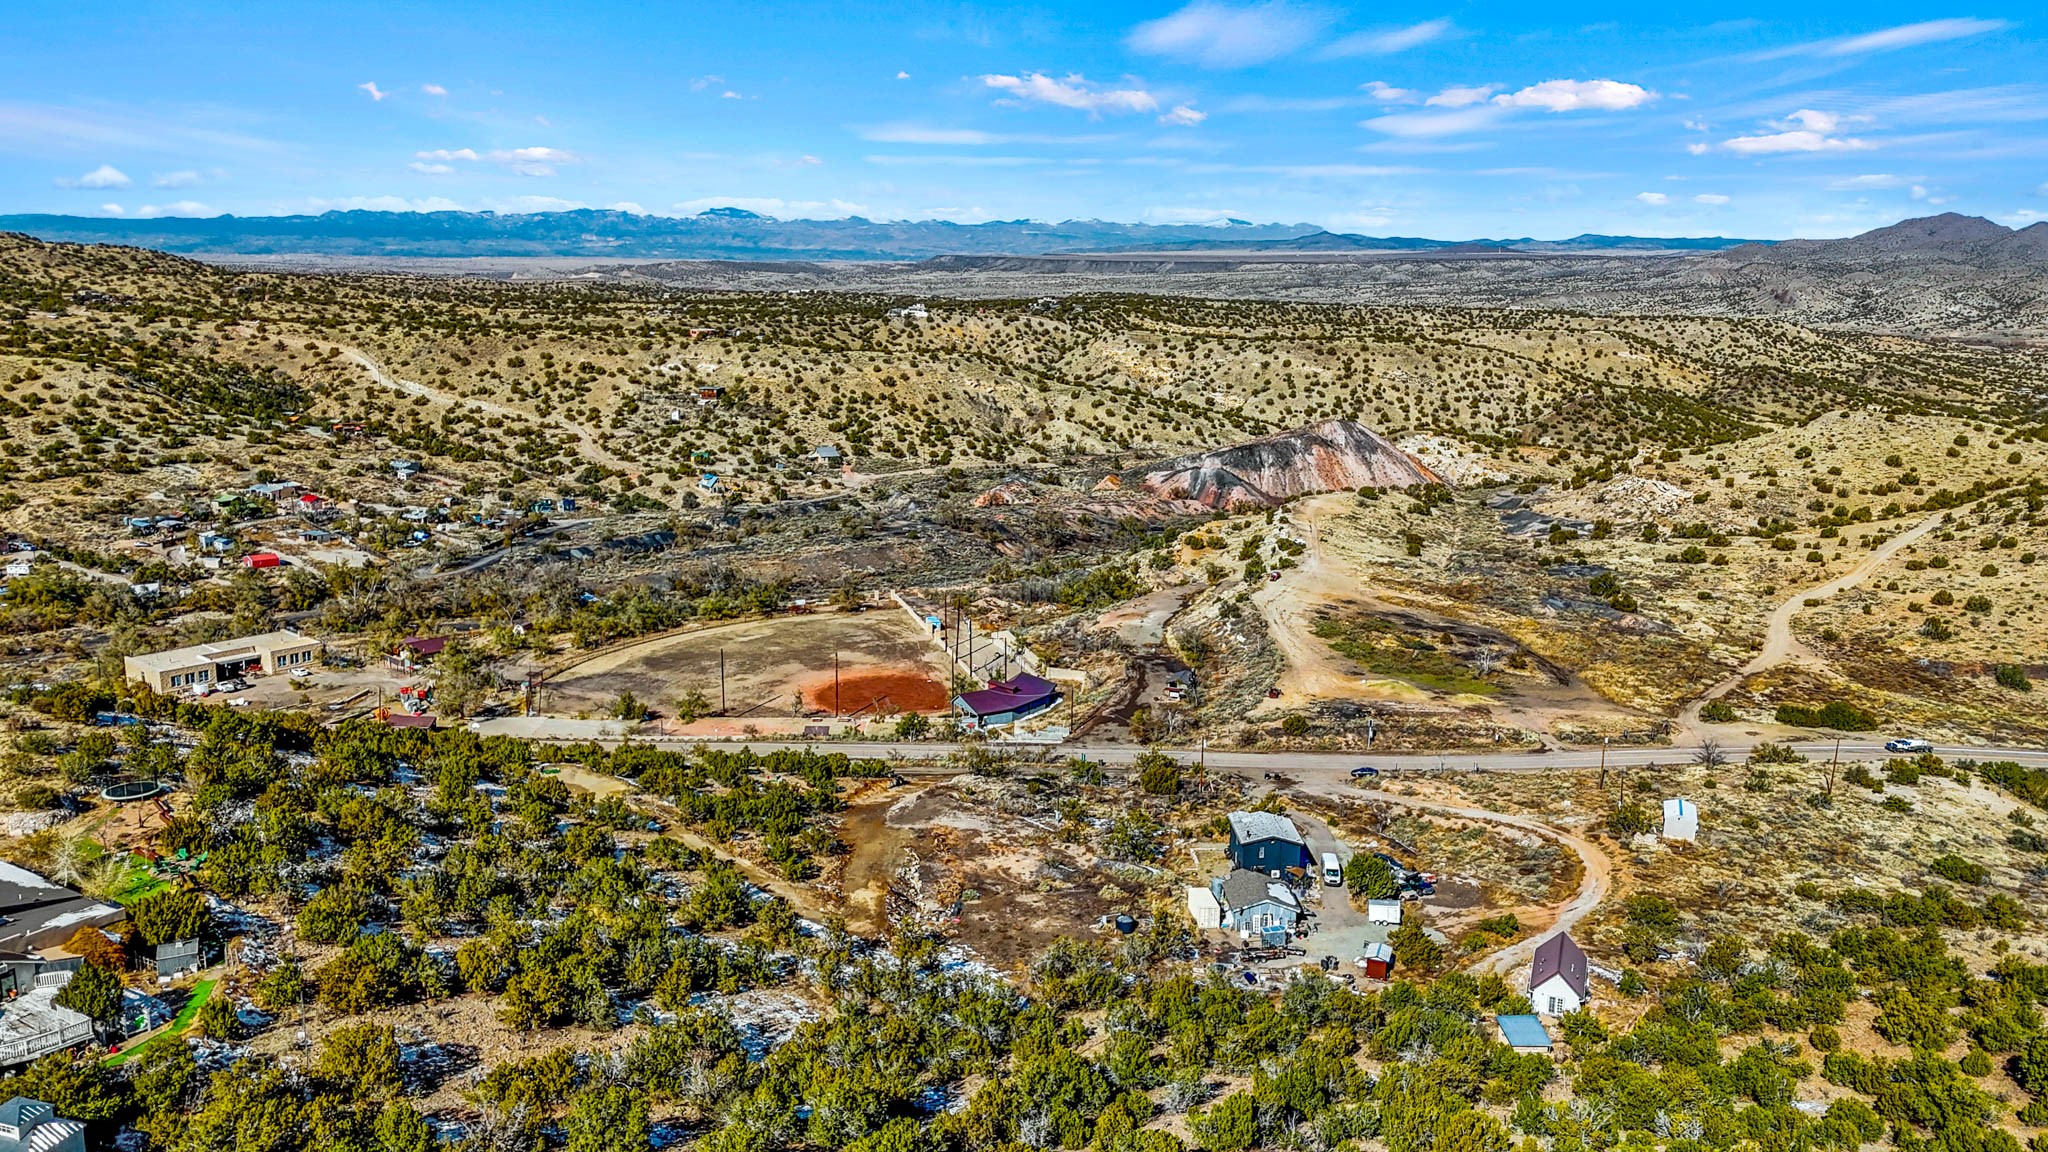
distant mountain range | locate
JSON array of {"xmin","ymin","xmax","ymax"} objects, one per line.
[{"xmin": 0, "ymin": 207, "xmax": 1764, "ymax": 261}]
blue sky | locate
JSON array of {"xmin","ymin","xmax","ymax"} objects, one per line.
[{"xmin": 2, "ymin": 1, "xmax": 2043, "ymax": 238}]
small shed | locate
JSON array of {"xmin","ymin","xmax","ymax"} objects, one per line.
[
  {"xmin": 147, "ymin": 938, "xmax": 203, "ymax": 978},
  {"xmin": 1662, "ymin": 797, "xmax": 1698, "ymax": 842},
  {"xmin": 1365, "ymin": 898, "xmax": 1403, "ymax": 925},
  {"xmin": 243, "ymin": 553, "xmax": 281, "ymax": 570},
  {"xmin": 1497, "ymin": 1014, "xmax": 1553, "ymax": 1054},
  {"xmin": 1186, "ymin": 886, "xmax": 1222, "ymax": 931},
  {"xmin": 1358, "ymin": 942, "xmax": 1394, "ymax": 980}
]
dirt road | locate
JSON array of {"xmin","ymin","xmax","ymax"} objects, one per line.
[
  {"xmin": 1683, "ymin": 509, "xmax": 1947, "ymax": 728},
  {"xmin": 342, "ymin": 347, "xmax": 639, "ymax": 473},
  {"xmin": 1297, "ymin": 779, "xmax": 1612, "ymax": 978}
]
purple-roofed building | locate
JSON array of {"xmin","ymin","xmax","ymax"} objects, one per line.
[
  {"xmin": 953, "ymin": 672, "xmax": 1058, "ymax": 729},
  {"xmin": 1529, "ymin": 933, "xmax": 1590, "ymax": 1016}
]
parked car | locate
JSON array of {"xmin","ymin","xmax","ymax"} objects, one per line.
[
  {"xmin": 1349, "ymin": 766, "xmax": 1380, "ymax": 778},
  {"xmin": 1884, "ymin": 738, "xmax": 1933, "ymax": 754}
]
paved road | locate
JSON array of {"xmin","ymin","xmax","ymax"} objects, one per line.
[{"xmin": 469, "ymin": 722, "xmax": 2048, "ymax": 774}]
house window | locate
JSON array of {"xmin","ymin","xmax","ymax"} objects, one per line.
[
  {"xmin": 198, "ymin": 669, "xmax": 210, "ymax": 681},
  {"xmin": 1546, "ymin": 996, "xmax": 1563, "ymax": 1015}
]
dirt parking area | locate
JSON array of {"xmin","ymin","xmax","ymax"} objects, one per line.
[{"xmin": 542, "ymin": 608, "xmax": 950, "ymax": 719}]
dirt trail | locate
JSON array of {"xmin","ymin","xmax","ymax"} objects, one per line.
[
  {"xmin": 1682, "ymin": 509, "xmax": 1946, "ymax": 728},
  {"xmin": 1299, "ymin": 779, "xmax": 1612, "ymax": 978},
  {"xmin": 341, "ymin": 347, "xmax": 639, "ymax": 473},
  {"xmin": 1253, "ymin": 494, "xmax": 1394, "ymax": 709}
]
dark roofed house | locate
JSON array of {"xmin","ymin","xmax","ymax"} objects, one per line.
[
  {"xmin": 1225, "ymin": 811, "xmax": 1310, "ymax": 875},
  {"xmin": 1216, "ymin": 868, "xmax": 1301, "ymax": 941},
  {"xmin": 0, "ymin": 1097, "xmax": 86, "ymax": 1152},
  {"xmin": 0, "ymin": 863, "xmax": 124, "ymax": 956},
  {"xmin": 383, "ymin": 712, "xmax": 437, "ymax": 730},
  {"xmin": 953, "ymin": 673, "xmax": 1058, "ymax": 729},
  {"xmin": 1529, "ymin": 933, "xmax": 1590, "ymax": 1016},
  {"xmin": 400, "ymin": 636, "xmax": 448, "ymax": 660}
]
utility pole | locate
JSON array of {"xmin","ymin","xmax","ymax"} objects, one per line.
[
  {"xmin": 1598, "ymin": 737, "xmax": 1609, "ymax": 790},
  {"xmin": 719, "ymin": 648, "xmax": 727, "ymax": 714},
  {"xmin": 834, "ymin": 651, "xmax": 841, "ymax": 716}
]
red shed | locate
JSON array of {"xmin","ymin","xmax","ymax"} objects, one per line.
[
  {"xmin": 243, "ymin": 552, "xmax": 282, "ymax": 569},
  {"xmin": 1359, "ymin": 942, "xmax": 1395, "ymax": 980}
]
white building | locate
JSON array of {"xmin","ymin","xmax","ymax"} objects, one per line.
[
  {"xmin": 1529, "ymin": 934, "xmax": 1590, "ymax": 1017},
  {"xmin": 1662, "ymin": 798, "xmax": 1698, "ymax": 842},
  {"xmin": 1185, "ymin": 886, "xmax": 1222, "ymax": 930}
]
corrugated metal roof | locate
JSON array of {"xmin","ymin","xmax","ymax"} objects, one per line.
[
  {"xmin": 1530, "ymin": 933, "xmax": 1590, "ymax": 999},
  {"xmin": 1497, "ymin": 1014, "xmax": 1552, "ymax": 1049},
  {"xmin": 1227, "ymin": 810, "xmax": 1303, "ymax": 846}
]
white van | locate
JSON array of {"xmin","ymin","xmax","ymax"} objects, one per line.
[{"xmin": 1322, "ymin": 852, "xmax": 1343, "ymax": 887}]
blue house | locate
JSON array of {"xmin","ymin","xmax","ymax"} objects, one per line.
[
  {"xmin": 1226, "ymin": 811, "xmax": 1310, "ymax": 875},
  {"xmin": 1216, "ymin": 869, "xmax": 1301, "ymax": 942}
]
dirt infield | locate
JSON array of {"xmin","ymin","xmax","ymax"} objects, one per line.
[
  {"xmin": 542, "ymin": 609, "xmax": 951, "ymax": 718},
  {"xmin": 802, "ymin": 670, "xmax": 949, "ymax": 716}
]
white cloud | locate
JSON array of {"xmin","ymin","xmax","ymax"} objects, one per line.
[
  {"xmin": 306, "ymin": 195, "xmax": 470, "ymax": 212},
  {"xmin": 1723, "ymin": 130, "xmax": 1871, "ymax": 154},
  {"xmin": 99, "ymin": 203, "xmax": 123, "ymax": 215},
  {"xmin": 498, "ymin": 195, "xmax": 590, "ymax": 212},
  {"xmin": 1637, "ymin": 192, "xmax": 1669, "ymax": 205},
  {"xmin": 1830, "ymin": 173, "xmax": 1910, "ymax": 189},
  {"xmin": 1362, "ymin": 81, "xmax": 1416, "ymax": 102},
  {"xmin": 1159, "ymin": 104, "xmax": 1207, "ymax": 126},
  {"xmin": 1694, "ymin": 193, "xmax": 1731, "ymax": 205},
  {"xmin": 689, "ymin": 75, "xmax": 724, "ymax": 91},
  {"xmin": 1765, "ymin": 17, "xmax": 2009, "ymax": 58},
  {"xmin": 1127, "ymin": 1, "xmax": 1327, "ymax": 67},
  {"xmin": 981, "ymin": 73, "xmax": 1158, "ymax": 115},
  {"xmin": 1492, "ymin": 79, "xmax": 1655, "ymax": 112},
  {"xmin": 151, "ymin": 170, "xmax": 201, "ymax": 188},
  {"xmin": 1785, "ymin": 109, "xmax": 1843, "ymax": 133},
  {"xmin": 1362, "ymin": 105, "xmax": 1504, "ymax": 138},
  {"xmin": 1720, "ymin": 110, "xmax": 1871, "ymax": 155},
  {"xmin": 860, "ymin": 124, "xmax": 994, "ymax": 144},
  {"xmin": 2038, "ymin": 181, "xmax": 2048, "ymax": 196},
  {"xmin": 1686, "ymin": 142, "xmax": 1710, "ymax": 155},
  {"xmin": 670, "ymin": 196, "xmax": 867, "ymax": 218},
  {"xmin": 721, "ymin": 90, "xmax": 743, "ymax": 100},
  {"xmin": 1323, "ymin": 18, "xmax": 1453, "ymax": 57},
  {"xmin": 896, "ymin": 71, "xmax": 911, "ymax": 80},
  {"xmin": 57, "ymin": 164, "xmax": 131, "ymax": 189},
  {"xmin": 1722, "ymin": 129, "xmax": 1871, "ymax": 154},
  {"xmin": 358, "ymin": 81, "xmax": 386, "ymax": 102},
  {"xmin": 422, "ymin": 84, "xmax": 448, "ymax": 96},
  {"xmin": 1140, "ymin": 205, "xmax": 1248, "ymax": 224},
  {"xmin": 412, "ymin": 146, "xmax": 577, "ymax": 177},
  {"xmin": 135, "ymin": 200, "xmax": 212, "ymax": 218},
  {"xmin": 1911, "ymin": 185, "xmax": 1957, "ymax": 205},
  {"xmin": 608, "ymin": 201, "xmax": 647, "ymax": 214},
  {"xmin": 1427, "ymin": 85, "xmax": 1497, "ymax": 109}
]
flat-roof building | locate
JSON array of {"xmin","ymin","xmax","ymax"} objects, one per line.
[{"xmin": 122, "ymin": 630, "xmax": 322, "ymax": 694}]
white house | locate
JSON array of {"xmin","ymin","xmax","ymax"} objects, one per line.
[
  {"xmin": 1662, "ymin": 798, "xmax": 1698, "ymax": 842},
  {"xmin": 0, "ymin": 1097, "xmax": 85, "ymax": 1152},
  {"xmin": 1365, "ymin": 898, "xmax": 1404, "ymax": 925},
  {"xmin": 1529, "ymin": 933, "xmax": 1590, "ymax": 1017},
  {"xmin": 1185, "ymin": 886, "xmax": 1222, "ymax": 930}
]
